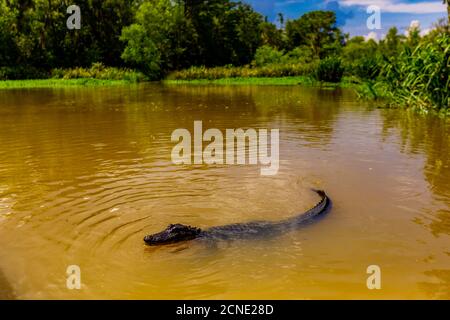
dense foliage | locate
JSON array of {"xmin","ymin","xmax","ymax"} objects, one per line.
[
  {"xmin": 0, "ymin": 0, "xmax": 134, "ymax": 70},
  {"xmin": 382, "ymin": 33, "xmax": 449, "ymax": 111},
  {"xmin": 315, "ymin": 57, "xmax": 344, "ymax": 83},
  {"xmin": 0, "ymin": 0, "xmax": 449, "ymax": 111}
]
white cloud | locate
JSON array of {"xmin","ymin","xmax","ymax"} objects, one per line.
[
  {"xmin": 340, "ymin": 0, "xmax": 447, "ymax": 14},
  {"xmin": 409, "ymin": 20, "xmax": 420, "ymax": 29},
  {"xmin": 405, "ymin": 20, "xmax": 421, "ymax": 36},
  {"xmin": 364, "ymin": 31, "xmax": 379, "ymax": 41},
  {"xmin": 420, "ymin": 28, "xmax": 431, "ymax": 36}
]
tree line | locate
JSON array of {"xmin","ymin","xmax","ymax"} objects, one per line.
[
  {"xmin": 0, "ymin": 0, "xmax": 449, "ymax": 112},
  {"xmin": 0, "ymin": 0, "xmax": 395, "ymax": 78}
]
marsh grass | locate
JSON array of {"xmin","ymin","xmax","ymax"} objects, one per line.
[
  {"xmin": 51, "ymin": 63, "xmax": 147, "ymax": 82},
  {"xmin": 0, "ymin": 63, "xmax": 149, "ymax": 89},
  {"xmin": 166, "ymin": 63, "xmax": 317, "ymax": 80},
  {"xmin": 164, "ymin": 76, "xmax": 361, "ymax": 89},
  {"xmin": 381, "ymin": 34, "xmax": 449, "ymax": 112}
]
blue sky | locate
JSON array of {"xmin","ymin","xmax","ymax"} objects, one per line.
[{"xmin": 245, "ymin": 0, "xmax": 448, "ymax": 39}]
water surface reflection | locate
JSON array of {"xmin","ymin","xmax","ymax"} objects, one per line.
[{"xmin": 0, "ymin": 84, "xmax": 448, "ymax": 299}]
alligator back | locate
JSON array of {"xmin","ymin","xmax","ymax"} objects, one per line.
[{"xmin": 201, "ymin": 189, "xmax": 330, "ymax": 240}]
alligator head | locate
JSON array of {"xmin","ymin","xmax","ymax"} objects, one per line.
[{"xmin": 144, "ymin": 223, "xmax": 202, "ymax": 246}]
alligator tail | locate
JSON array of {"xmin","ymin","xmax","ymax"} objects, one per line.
[{"xmin": 311, "ymin": 188, "xmax": 326, "ymax": 198}]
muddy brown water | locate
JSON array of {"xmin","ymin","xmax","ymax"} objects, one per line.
[{"xmin": 0, "ymin": 84, "xmax": 448, "ymax": 299}]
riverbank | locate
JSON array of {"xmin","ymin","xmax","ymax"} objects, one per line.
[
  {"xmin": 2, "ymin": 77, "xmax": 447, "ymax": 116},
  {"xmin": 0, "ymin": 76, "xmax": 358, "ymax": 89},
  {"xmin": 164, "ymin": 76, "xmax": 312, "ymax": 86},
  {"xmin": 0, "ymin": 77, "xmax": 383, "ymax": 111},
  {"xmin": 164, "ymin": 75, "xmax": 360, "ymax": 88},
  {"xmin": 0, "ymin": 79, "xmax": 137, "ymax": 89},
  {"xmin": 0, "ymin": 63, "xmax": 148, "ymax": 89}
]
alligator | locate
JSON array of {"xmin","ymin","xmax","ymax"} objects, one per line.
[{"xmin": 144, "ymin": 189, "xmax": 331, "ymax": 246}]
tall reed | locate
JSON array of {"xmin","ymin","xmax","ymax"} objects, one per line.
[{"xmin": 382, "ymin": 33, "xmax": 449, "ymax": 112}]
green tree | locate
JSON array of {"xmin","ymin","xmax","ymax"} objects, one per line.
[
  {"xmin": 285, "ymin": 11, "xmax": 343, "ymax": 58},
  {"xmin": 342, "ymin": 36, "xmax": 380, "ymax": 80},
  {"xmin": 185, "ymin": 0, "xmax": 263, "ymax": 66},
  {"xmin": 228, "ymin": 3, "xmax": 263, "ymax": 65},
  {"xmin": 0, "ymin": 1, "xmax": 19, "ymax": 67},
  {"xmin": 260, "ymin": 21, "xmax": 284, "ymax": 49},
  {"xmin": 0, "ymin": 0, "xmax": 135, "ymax": 71},
  {"xmin": 342, "ymin": 36, "xmax": 378, "ymax": 62},
  {"xmin": 277, "ymin": 12, "xmax": 284, "ymax": 27},
  {"xmin": 253, "ymin": 45, "xmax": 284, "ymax": 66},
  {"xmin": 120, "ymin": 0, "xmax": 190, "ymax": 78},
  {"xmin": 120, "ymin": 23, "xmax": 161, "ymax": 77},
  {"xmin": 379, "ymin": 27, "xmax": 405, "ymax": 58}
]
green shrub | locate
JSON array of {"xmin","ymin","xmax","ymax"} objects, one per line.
[
  {"xmin": 283, "ymin": 46, "xmax": 315, "ymax": 65},
  {"xmin": 0, "ymin": 66, "xmax": 48, "ymax": 80},
  {"xmin": 315, "ymin": 57, "xmax": 344, "ymax": 82},
  {"xmin": 350, "ymin": 57, "xmax": 381, "ymax": 80},
  {"xmin": 50, "ymin": 63, "xmax": 147, "ymax": 82},
  {"xmin": 253, "ymin": 45, "xmax": 285, "ymax": 67},
  {"xmin": 167, "ymin": 62, "xmax": 317, "ymax": 80},
  {"xmin": 253, "ymin": 45, "xmax": 316, "ymax": 67}
]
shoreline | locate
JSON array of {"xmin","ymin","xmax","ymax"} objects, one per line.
[
  {"xmin": 5, "ymin": 77, "xmax": 444, "ymax": 116},
  {"xmin": 163, "ymin": 76, "xmax": 358, "ymax": 88},
  {"xmin": 0, "ymin": 76, "xmax": 360, "ymax": 89},
  {"xmin": 0, "ymin": 78, "xmax": 139, "ymax": 89}
]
